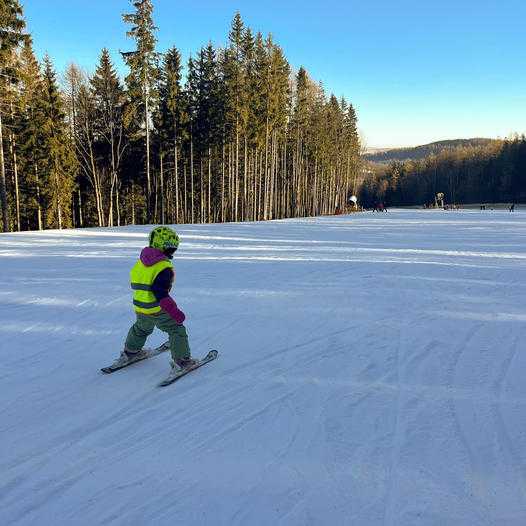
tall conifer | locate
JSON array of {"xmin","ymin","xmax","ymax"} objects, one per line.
[
  {"xmin": 0, "ymin": 0, "xmax": 27, "ymax": 231},
  {"xmin": 40, "ymin": 56, "xmax": 76, "ymax": 229},
  {"xmin": 156, "ymin": 46, "xmax": 183, "ymax": 222},
  {"xmin": 17, "ymin": 38, "xmax": 45, "ymax": 230},
  {"xmin": 121, "ymin": 0, "xmax": 159, "ymax": 221}
]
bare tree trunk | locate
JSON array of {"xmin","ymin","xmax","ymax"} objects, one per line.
[
  {"xmin": 258, "ymin": 148, "xmax": 263, "ymax": 220},
  {"xmin": 35, "ymin": 164, "xmax": 43, "ymax": 230},
  {"xmin": 54, "ymin": 164, "xmax": 62, "ymax": 229},
  {"xmin": 315, "ymin": 169, "xmax": 319, "ymax": 216},
  {"xmin": 229, "ymin": 143, "xmax": 233, "ymax": 220},
  {"xmin": 114, "ymin": 126, "xmax": 125, "ymax": 227},
  {"xmin": 208, "ymin": 146, "xmax": 212, "ymax": 223},
  {"xmin": 253, "ymin": 149, "xmax": 257, "ymax": 221},
  {"xmin": 116, "ymin": 182, "xmax": 121, "ymax": 226},
  {"xmin": 174, "ymin": 136, "xmax": 179, "ymax": 223},
  {"xmin": 183, "ymin": 162, "xmax": 188, "ymax": 223},
  {"xmin": 108, "ymin": 175, "xmax": 115, "ymax": 227},
  {"xmin": 200, "ymin": 157, "xmax": 204, "ymax": 223},
  {"xmin": 263, "ymin": 116, "xmax": 270, "ymax": 220},
  {"xmin": 153, "ymin": 168, "xmax": 159, "ymax": 223},
  {"xmin": 268, "ymin": 134, "xmax": 274, "ymax": 220},
  {"xmin": 221, "ymin": 142, "xmax": 225, "ymax": 222},
  {"xmin": 0, "ymin": 113, "xmax": 8, "ymax": 231},
  {"xmin": 245, "ymin": 133, "xmax": 248, "ymax": 221},
  {"xmin": 78, "ymin": 188, "xmax": 83, "ymax": 227},
  {"xmin": 131, "ymin": 184, "xmax": 136, "ymax": 225},
  {"xmin": 87, "ymin": 136, "xmax": 104, "ymax": 227},
  {"xmin": 167, "ymin": 169, "xmax": 172, "ymax": 223},
  {"xmin": 145, "ymin": 89, "xmax": 151, "ymax": 221},
  {"xmin": 108, "ymin": 121, "xmax": 120, "ymax": 228},
  {"xmin": 8, "ymin": 130, "xmax": 20, "ymax": 231},
  {"xmin": 270, "ymin": 132, "xmax": 277, "ymax": 219},
  {"xmin": 235, "ymin": 123, "xmax": 239, "ymax": 221},
  {"xmin": 160, "ymin": 152, "xmax": 165, "ymax": 224},
  {"xmin": 190, "ymin": 135, "xmax": 195, "ymax": 224},
  {"xmin": 281, "ymin": 138, "xmax": 286, "ymax": 218}
]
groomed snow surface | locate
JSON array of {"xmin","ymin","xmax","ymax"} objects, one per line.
[{"xmin": 1, "ymin": 210, "xmax": 526, "ymax": 526}]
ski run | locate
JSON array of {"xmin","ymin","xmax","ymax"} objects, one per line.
[{"xmin": 1, "ymin": 209, "xmax": 526, "ymax": 525}]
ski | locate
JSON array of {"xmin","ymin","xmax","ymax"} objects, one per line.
[
  {"xmin": 100, "ymin": 341, "xmax": 170, "ymax": 374},
  {"xmin": 158, "ymin": 350, "xmax": 218, "ymax": 387}
]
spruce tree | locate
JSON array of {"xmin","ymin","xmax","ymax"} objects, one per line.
[
  {"xmin": 225, "ymin": 12, "xmax": 246, "ymax": 220},
  {"xmin": 17, "ymin": 38, "xmax": 45, "ymax": 230},
  {"xmin": 194, "ymin": 43, "xmax": 222, "ymax": 222},
  {"xmin": 40, "ymin": 56, "xmax": 76, "ymax": 229},
  {"xmin": 0, "ymin": 0, "xmax": 27, "ymax": 231},
  {"xmin": 344, "ymin": 103, "xmax": 360, "ymax": 196},
  {"xmin": 155, "ymin": 46, "xmax": 183, "ymax": 222},
  {"xmin": 121, "ymin": 0, "xmax": 159, "ymax": 221},
  {"xmin": 185, "ymin": 55, "xmax": 199, "ymax": 223}
]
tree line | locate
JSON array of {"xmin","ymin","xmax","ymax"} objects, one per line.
[
  {"xmin": 0, "ymin": 0, "xmax": 361, "ymax": 232},
  {"xmin": 363, "ymin": 138, "xmax": 494, "ymax": 164},
  {"xmin": 360, "ymin": 136, "xmax": 526, "ymax": 208}
]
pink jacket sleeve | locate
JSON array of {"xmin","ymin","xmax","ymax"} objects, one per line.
[{"xmin": 159, "ymin": 296, "xmax": 186, "ymax": 324}]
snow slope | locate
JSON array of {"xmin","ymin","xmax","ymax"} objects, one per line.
[{"xmin": 1, "ymin": 210, "xmax": 526, "ymax": 525}]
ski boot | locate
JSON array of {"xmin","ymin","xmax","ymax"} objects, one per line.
[
  {"xmin": 171, "ymin": 356, "xmax": 198, "ymax": 371},
  {"xmin": 117, "ymin": 347, "xmax": 148, "ymax": 364}
]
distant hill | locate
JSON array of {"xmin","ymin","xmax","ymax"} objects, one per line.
[{"xmin": 363, "ymin": 138, "xmax": 496, "ymax": 163}]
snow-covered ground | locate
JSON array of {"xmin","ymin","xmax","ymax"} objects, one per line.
[{"xmin": 1, "ymin": 210, "xmax": 526, "ymax": 525}]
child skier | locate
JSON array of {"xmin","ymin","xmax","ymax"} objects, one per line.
[{"xmin": 121, "ymin": 226, "xmax": 196, "ymax": 371}]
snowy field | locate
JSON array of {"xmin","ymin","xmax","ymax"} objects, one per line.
[{"xmin": 1, "ymin": 209, "xmax": 526, "ymax": 526}]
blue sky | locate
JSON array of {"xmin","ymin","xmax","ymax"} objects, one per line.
[{"xmin": 23, "ymin": 0, "xmax": 526, "ymax": 148}]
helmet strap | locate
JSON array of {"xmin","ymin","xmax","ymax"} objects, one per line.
[{"xmin": 164, "ymin": 248, "xmax": 176, "ymax": 259}]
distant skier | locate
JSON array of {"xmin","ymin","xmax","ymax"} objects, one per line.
[
  {"xmin": 121, "ymin": 226, "xmax": 196, "ymax": 372},
  {"xmin": 510, "ymin": 203, "xmax": 515, "ymax": 212}
]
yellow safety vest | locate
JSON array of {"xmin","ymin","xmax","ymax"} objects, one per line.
[{"xmin": 130, "ymin": 258, "xmax": 173, "ymax": 315}]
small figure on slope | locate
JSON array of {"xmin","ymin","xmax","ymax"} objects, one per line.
[{"xmin": 122, "ymin": 226, "xmax": 197, "ymax": 372}]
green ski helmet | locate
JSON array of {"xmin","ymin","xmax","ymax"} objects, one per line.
[{"xmin": 149, "ymin": 226, "xmax": 180, "ymax": 252}]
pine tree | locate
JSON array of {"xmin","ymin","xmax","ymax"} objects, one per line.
[
  {"xmin": 290, "ymin": 67, "xmax": 310, "ymax": 216},
  {"xmin": 0, "ymin": 0, "xmax": 27, "ymax": 231},
  {"xmin": 155, "ymin": 46, "xmax": 183, "ymax": 223},
  {"xmin": 184, "ymin": 55, "xmax": 199, "ymax": 224},
  {"xmin": 195, "ymin": 43, "xmax": 222, "ymax": 222},
  {"xmin": 225, "ymin": 12, "xmax": 246, "ymax": 220},
  {"xmin": 121, "ymin": 0, "xmax": 159, "ymax": 221},
  {"xmin": 262, "ymin": 36, "xmax": 290, "ymax": 219},
  {"xmin": 344, "ymin": 103, "xmax": 360, "ymax": 196},
  {"xmin": 40, "ymin": 56, "xmax": 76, "ymax": 229},
  {"xmin": 17, "ymin": 38, "xmax": 45, "ymax": 230}
]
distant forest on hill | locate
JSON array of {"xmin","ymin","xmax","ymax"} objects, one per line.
[
  {"xmin": 364, "ymin": 138, "xmax": 496, "ymax": 164},
  {"xmin": 360, "ymin": 136, "xmax": 526, "ymax": 208},
  {"xmin": 0, "ymin": 0, "xmax": 360, "ymax": 233}
]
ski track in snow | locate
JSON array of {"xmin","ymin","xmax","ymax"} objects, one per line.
[{"xmin": 1, "ymin": 209, "xmax": 526, "ymax": 525}]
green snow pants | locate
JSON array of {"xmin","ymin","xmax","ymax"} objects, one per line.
[{"xmin": 125, "ymin": 312, "xmax": 190, "ymax": 361}]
